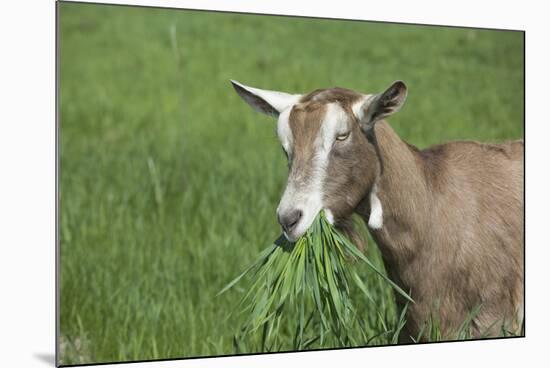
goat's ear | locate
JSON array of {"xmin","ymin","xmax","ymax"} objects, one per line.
[
  {"xmin": 230, "ymin": 80, "xmax": 301, "ymax": 118},
  {"xmin": 356, "ymin": 81, "xmax": 407, "ymax": 131}
]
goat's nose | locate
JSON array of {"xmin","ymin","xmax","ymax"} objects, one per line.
[{"xmin": 278, "ymin": 209, "xmax": 303, "ymax": 234}]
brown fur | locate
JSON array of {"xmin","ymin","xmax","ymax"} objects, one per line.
[
  {"xmin": 232, "ymin": 82, "xmax": 524, "ymax": 341},
  {"xmin": 291, "ymin": 89, "xmax": 375, "ymax": 250},
  {"xmin": 291, "ymin": 88, "xmax": 524, "ymax": 340},
  {"xmin": 300, "ymin": 87, "xmax": 364, "ymax": 106},
  {"xmin": 363, "ymin": 123, "xmax": 524, "ymax": 340}
]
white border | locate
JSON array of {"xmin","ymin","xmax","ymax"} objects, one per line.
[{"xmin": 1, "ymin": 1, "xmax": 548, "ymax": 367}]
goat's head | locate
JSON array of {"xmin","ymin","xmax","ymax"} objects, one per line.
[{"xmin": 231, "ymin": 80, "xmax": 407, "ymax": 241}]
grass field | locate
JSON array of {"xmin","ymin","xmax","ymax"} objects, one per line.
[{"xmin": 58, "ymin": 2, "xmax": 524, "ymax": 365}]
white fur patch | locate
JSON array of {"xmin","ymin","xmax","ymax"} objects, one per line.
[
  {"xmin": 325, "ymin": 209, "xmax": 335, "ymax": 225},
  {"xmin": 368, "ymin": 184, "xmax": 383, "ymax": 229},
  {"xmin": 277, "ymin": 107, "xmax": 293, "ymax": 155},
  {"xmin": 231, "ymin": 80, "xmax": 301, "ymax": 114},
  {"xmin": 319, "ymin": 103, "xmax": 349, "ymax": 152}
]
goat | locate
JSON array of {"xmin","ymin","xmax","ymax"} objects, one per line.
[{"xmin": 231, "ymin": 79, "xmax": 524, "ymax": 340}]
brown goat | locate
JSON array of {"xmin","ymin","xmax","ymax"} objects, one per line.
[{"xmin": 231, "ymin": 80, "xmax": 524, "ymax": 341}]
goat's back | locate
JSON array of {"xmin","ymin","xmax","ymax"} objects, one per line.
[{"xmin": 417, "ymin": 138, "xmax": 524, "ymax": 336}]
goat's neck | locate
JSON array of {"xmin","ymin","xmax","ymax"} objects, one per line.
[{"xmin": 356, "ymin": 121, "xmax": 428, "ymax": 271}]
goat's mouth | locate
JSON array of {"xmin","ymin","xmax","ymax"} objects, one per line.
[
  {"xmin": 282, "ymin": 231, "xmax": 299, "ymax": 243},
  {"xmin": 281, "ymin": 221, "xmax": 306, "ymax": 243},
  {"xmin": 280, "ymin": 208, "xmax": 336, "ymax": 243},
  {"xmin": 279, "ymin": 212, "xmax": 310, "ymax": 243}
]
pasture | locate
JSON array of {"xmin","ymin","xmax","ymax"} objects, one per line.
[{"xmin": 59, "ymin": 2, "xmax": 523, "ymax": 365}]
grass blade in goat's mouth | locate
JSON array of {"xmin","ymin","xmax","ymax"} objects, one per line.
[{"xmin": 218, "ymin": 210, "xmax": 413, "ymax": 350}]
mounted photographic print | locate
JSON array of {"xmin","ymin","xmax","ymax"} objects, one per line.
[{"xmin": 57, "ymin": 1, "xmax": 524, "ymax": 366}]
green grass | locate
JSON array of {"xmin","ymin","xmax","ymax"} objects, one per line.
[
  {"xmin": 219, "ymin": 211, "xmax": 413, "ymax": 352},
  {"xmin": 59, "ymin": 2, "xmax": 524, "ymax": 365}
]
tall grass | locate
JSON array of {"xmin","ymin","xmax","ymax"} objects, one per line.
[
  {"xmin": 219, "ymin": 211, "xmax": 412, "ymax": 351},
  {"xmin": 59, "ymin": 2, "xmax": 523, "ymax": 364}
]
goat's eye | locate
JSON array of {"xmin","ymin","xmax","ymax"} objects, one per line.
[{"xmin": 336, "ymin": 132, "xmax": 350, "ymax": 141}]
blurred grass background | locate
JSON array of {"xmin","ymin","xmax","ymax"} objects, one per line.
[{"xmin": 59, "ymin": 2, "xmax": 523, "ymax": 365}]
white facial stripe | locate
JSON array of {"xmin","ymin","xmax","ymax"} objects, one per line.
[
  {"xmin": 319, "ymin": 103, "xmax": 349, "ymax": 153},
  {"xmin": 277, "ymin": 107, "xmax": 293, "ymax": 154},
  {"xmin": 368, "ymin": 183, "xmax": 383, "ymax": 229},
  {"xmin": 279, "ymin": 103, "xmax": 349, "ymax": 240},
  {"xmin": 351, "ymin": 94, "xmax": 373, "ymax": 122}
]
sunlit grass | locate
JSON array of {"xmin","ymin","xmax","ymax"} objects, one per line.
[
  {"xmin": 219, "ymin": 211, "xmax": 412, "ymax": 351},
  {"xmin": 59, "ymin": 2, "xmax": 523, "ymax": 364}
]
